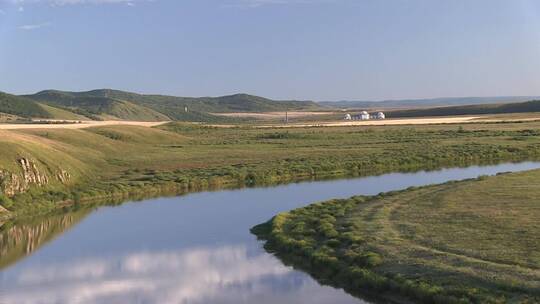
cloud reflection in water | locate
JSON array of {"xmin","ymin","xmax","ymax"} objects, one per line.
[{"xmin": 0, "ymin": 245, "xmax": 361, "ymax": 304}]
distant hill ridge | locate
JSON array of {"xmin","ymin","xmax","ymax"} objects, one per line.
[
  {"xmin": 28, "ymin": 90, "xmax": 171, "ymax": 121},
  {"xmin": 3, "ymin": 89, "xmax": 540, "ymax": 122},
  {"xmin": 387, "ymin": 99, "xmax": 540, "ymax": 118},
  {"xmin": 0, "ymin": 92, "xmax": 51, "ymax": 119},
  {"xmin": 321, "ymin": 96, "xmax": 540, "ymax": 109},
  {"xmin": 22, "ymin": 89, "xmax": 321, "ymax": 122}
]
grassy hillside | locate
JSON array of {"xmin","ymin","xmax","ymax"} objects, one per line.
[
  {"xmin": 38, "ymin": 103, "xmax": 89, "ymax": 120},
  {"xmin": 2, "ymin": 120, "xmax": 540, "ymax": 218},
  {"xmin": 24, "ymin": 89, "xmax": 321, "ymax": 122},
  {"xmin": 27, "ymin": 90, "xmax": 170, "ymax": 121},
  {"xmin": 92, "ymin": 89, "xmax": 322, "ymax": 113},
  {"xmin": 387, "ymin": 99, "xmax": 540, "ymax": 118},
  {"xmin": 0, "ymin": 125, "xmax": 188, "ymax": 214},
  {"xmin": 253, "ymin": 169, "xmax": 540, "ymax": 303},
  {"xmin": 322, "ymin": 96, "xmax": 540, "ymax": 109},
  {"xmin": 0, "ymin": 92, "xmax": 51, "ymax": 118}
]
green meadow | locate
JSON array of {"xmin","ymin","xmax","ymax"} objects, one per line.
[
  {"xmin": 253, "ymin": 169, "xmax": 540, "ymax": 303},
  {"xmin": 2, "ymin": 120, "xmax": 540, "ymax": 218}
]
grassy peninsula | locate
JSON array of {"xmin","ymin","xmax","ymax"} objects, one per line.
[{"xmin": 252, "ymin": 169, "xmax": 540, "ymax": 303}]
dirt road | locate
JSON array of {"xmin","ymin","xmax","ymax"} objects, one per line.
[
  {"xmin": 3, "ymin": 115, "xmax": 540, "ymax": 130},
  {"xmin": 0, "ymin": 120, "xmax": 168, "ymax": 130},
  {"xmin": 208, "ymin": 116, "xmax": 485, "ymax": 128},
  {"xmin": 292, "ymin": 116, "xmax": 482, "ymax": 127},
  {"xmin": 213, "ymin": 111, "xmax": 336, "ymax": 119}
]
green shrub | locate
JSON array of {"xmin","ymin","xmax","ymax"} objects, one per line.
[
  {"xmin": 355, "ymin": 252, "xmax": 383, "ymax": 268},
  {"xmin": 0, "ymin": 193, "xmax": 14, "ymax": 209}
]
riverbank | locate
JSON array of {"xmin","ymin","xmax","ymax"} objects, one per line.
[
  {"xmin": 252, "ymin": 169, "xmax": 540, "ymax": 304},
  {"xmin": 3, "ymin": 121, "xmax": 540, "ymax": 221},
  {"xmin": 3, "ymin": 162, "xmax": 540, "ymax": 304}
]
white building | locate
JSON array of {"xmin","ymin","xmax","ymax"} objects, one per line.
[
  {"xmin": 359, "ymin": 111, "xmax": 370, "ymax": 120},
  {"xmin": 376, "ymin": 112, "xmax": 385, "ymax": 119}
]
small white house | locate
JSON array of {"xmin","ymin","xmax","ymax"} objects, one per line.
[
  {"xmin": 344, "ymin": 113, "xmax": 352, "ymax": 120},
  {"xmin": 359, "ymin": 111, "xmax": 370, "ymax": 120},
  {"xmin": 370, "ymin": 112, "xmax": 386, "ymax": 120}
]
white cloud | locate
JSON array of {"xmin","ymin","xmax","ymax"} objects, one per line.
[
  {"xmin": 18, "ymin": 21, "xmax": 50, "ymax": 30},
  {"xmin": 3, "ymin": 0, "xmax": 146, "ymax": 7}
]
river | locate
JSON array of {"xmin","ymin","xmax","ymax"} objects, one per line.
[{"xmin": 1, "ymin": 162, "xmax": 540, "ymax": 304}]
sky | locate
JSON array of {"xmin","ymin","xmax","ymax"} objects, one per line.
[{"xmin": 1, "ymin": 0, "xmax": 540, "ymax": 101}]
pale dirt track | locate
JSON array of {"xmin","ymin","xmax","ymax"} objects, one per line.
[
  {"xmin": 290, "ymin": 116, "xmax": 482, "ymax": 127},
  {"xmin": 0, "ymin": 120, "xmax": 168, "ymax": 130},
  {"xmin": 209, "ymin": 116, "xmax": 485, "ymax": 128},
  {"xmin": 3, "ymin": 115, "xmax": 540, "ymax": 131},
  {"xmin": 213, "ymin": 111, "xmax": 336, "ymax": 119},
  {"xmin": 288, "ymin": 116, "xmax": 540, "ymax": 127}
]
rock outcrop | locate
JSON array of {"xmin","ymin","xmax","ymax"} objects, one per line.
[
  {"xmin": 0, "ymin": 158, "xmax": 71, "ymax": 197},
  {"xmin": 57, "ymin": 169, "xmax": 71, "ymax": 184},
  {"xmin": 0, "ymin": 171, "xmax": 23, "ymax": 197},
  {"xmin": 19, "ymin": 158, "xmax": 49, "ymax": 187}
]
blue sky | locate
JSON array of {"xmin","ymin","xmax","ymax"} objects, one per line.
[{"xmin": 1, "ymin": 0, "xmax": 540, "ymax": 100}]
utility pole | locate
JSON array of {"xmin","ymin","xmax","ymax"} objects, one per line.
[{"xmin": 285, "ymin": 111, "xmax": 288, "ymax": 124}]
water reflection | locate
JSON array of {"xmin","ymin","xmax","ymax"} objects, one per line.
[
  {"xmin": 0, "ymin": 245, "xmax": 359, "ymax": 304},
  {"xmin": 0, "ymin": 208, "xmax": 93, "ymax": 269},
  {"xmin": 2, "ymin": 162, "xmax": 540, "ymax": 304}
]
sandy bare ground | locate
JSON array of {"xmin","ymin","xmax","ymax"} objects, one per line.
[
  {"xmin": 0, "ymin": 120, "xmax": 168, "ymax": 130},
  {"xmin": 209, "ymin": 116, "xmax": 484, "ymax": 128},
  {"xmin": 213, "ymin": 111, "xmax": 336, "ymax": 119},
  {"xmin": 209, "ymin": 115, "xmax": 540, "ymax": 128},
  {"xmin": 300, "ymin": 116, "xmax": 483, "ymax": 127}
]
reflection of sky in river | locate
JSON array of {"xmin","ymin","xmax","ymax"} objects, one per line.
[
  {"xmin": 2, "ymin": 162, "xmax": 540, "ymax": 304},
  {"xmin": 1, "ymin": 245, "xmax": 360, "ymax": 304}
]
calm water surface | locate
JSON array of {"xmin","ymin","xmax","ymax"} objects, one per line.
[{"xmin": 1, "ymin": 162, "xmax": 540, "ymax": 304}]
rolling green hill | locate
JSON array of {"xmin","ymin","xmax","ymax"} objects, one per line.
[
  {"xmin": 24, "ymin": 89, "xmax": 322, "ymax": 122},
  {"xmin": 387, "ymin": 99, "xmax": 540, "ymax": 118},
  {"xmin": 27, "ymin": 90, "xmax": 170, "ymax": 121},
  {"xmin": 38, "ymin": 103, "xmax": 89, "ymax": 120},
  {"xmin": 81, "ymin": 89, "xmax": 321, "ymax": 113},
  {"xmin": 0, "ymin": 92, "xmax": 51, "ymax": 119}
]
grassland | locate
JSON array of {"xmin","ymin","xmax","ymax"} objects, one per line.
[
  {"xmin": 3, "ymin": 120, "xmax": 540, "ymax": 219},
  {"xmin": 38, "ymin": 103, "xmax": 89, "ymax": 120},
  {"xmin": 252, "ymin": 169, "xmax": 540, "ymax": 303}
]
